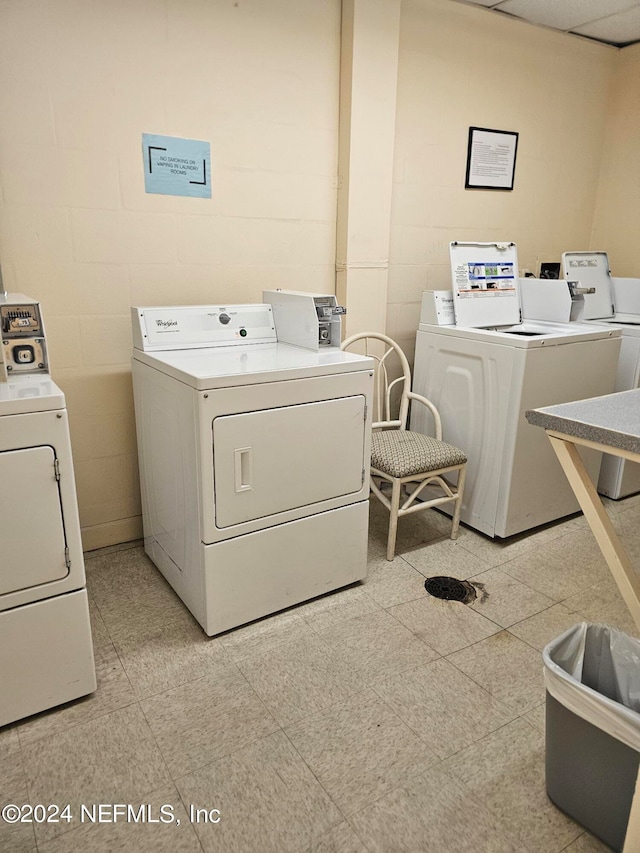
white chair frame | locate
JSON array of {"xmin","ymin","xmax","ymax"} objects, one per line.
[{"xmin": 342, "ymin": 332, "xmax": 467, "ymax": 560}]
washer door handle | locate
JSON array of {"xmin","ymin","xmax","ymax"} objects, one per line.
[{"xmin": 234, "ymin": 447, "xmax": 253, "ymax": 492}]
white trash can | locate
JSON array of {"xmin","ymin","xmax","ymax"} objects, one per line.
[{"xmin": 544, "ymin": 622, "xmax": 640, "ymax": 851}]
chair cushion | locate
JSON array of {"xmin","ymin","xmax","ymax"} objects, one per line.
[{"xmin": 371, "ymin": 430, "xmax": 467, "ymax": 479}]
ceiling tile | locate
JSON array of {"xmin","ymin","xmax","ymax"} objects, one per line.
[
  {"xmin": 494, "ymin": 0, "xmax": 638, "ymax": 30},
  {"xmin": 571, "ymin": 4, "xmax": 640, "ymax": 42}
]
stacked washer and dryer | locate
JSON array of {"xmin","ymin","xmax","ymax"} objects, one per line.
[
  {"xmin": 0, "ymin": 293, "xmax": 96, "ymax": 727},
  {"xmin": 412, "ymin": 242, "xmax": 621, "ymax": 539},
  {"xmin": 131, "ymin": 294, "xmax": 373, "ymax": 636}
]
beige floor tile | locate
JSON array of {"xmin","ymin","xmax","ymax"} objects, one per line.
[
  {"xmin": 373, "ymin": 658, "xmax": 516, "ymax": 760},
  {"xmin": 17, "ymin": 643, "xmax": 136, "ymax": 746},
  {"xmin": 447, "ymin": 631, "xmax": 545, "ymax": 714},
  {"xmin": 86, "ymin": 547, "xmax": 188, "ymax": 640},
  {"xmin": 467, "ymin": 567, "xmax": 555, "ymax": 628},
  {"xmin": 445, "ymin": 717, "xmax": 582, "ymax": 853},
  {"xmin": 509, "ymin": 603, "xmax": 585, "ymax": 651},
  {"xmin": 285, "ymin": 689, "xmax": 438, "ymax": 815},
  {"xmin": 348, "ymin": 762, "xmax": 520, "ymax": 852},
  {"xmin": 389, "ymin": 594, "xmax": 499, "ymax": 656},
  {"xmin": 612, "ymin": 498, "xmax": 640, "ymax": 525},
  {"xmin": 141, "ymin": 667, "xmax": 279, "ymax": 778},
  {"xmin": 88, "ymin": 594, "xmax": 112, "ymax": 650},
  {"xmin": 83, "ymin": 544, "xmax": 156, "ymax": 586},
  {"xmin": 455, "ymin": 524, "xmax": 562, "ymax": 569},
  {"xmin": 368, "ymin": 497, "xmax": 453, "ymax": 557},
  {"xmin": 601, "ymin": 496, "xmax": 630, "ymax": 516},
  {"xmin": 502, "ymin": 529, "xmax": 611, "ymax": 601},
  {"xmin": 500, "ymin": 547, "xmax": 590, "ymax": 602},
  {"xmin": 611, "ymin": 509, "xmax": 640, "ymax": 565},
  {"xmin": 218, "ymin": 610, "xmax": 312, "ymax": 663},
  {"xmin": 522, "ymin": 702, "xmax": 546, "ymax": 734},
  {"xmin": 114, "ymin": 618, "xmax": 234, "ymax": 700},
  {"xmin": 8, "ymin": 514, "xmax": 613, "ymax": 852},
  {"xmin": 21, "ymin": 704, "xmax": 171, "ymax": 843},
  {"xmin": 551, "ymin": 529, "xmax": 614, "ymax": 574},
  {"xmin": 562, "ymin": 832, "xmax": 614, "ymax": 851},
  {"xmin": 0, "ymin": 723, "xmax": 20, "ymax": 759},
  {"xmin": 563, "ymin": 579, "xmax": 639, "ymax": 637},
  {"xmin": 176, "ymin": 730, "xmax": 342, "ymax": 853},
  {"xmin": 361, "ymin": 554, "xmax": 429, "ymax": 608},
  {"xmin": 36, "ymin": 785, "xmax": 201, "ymax": 853},
  {"xmin": 298, "ymin": 585, "xmax": 381, "ymax": 634},
  {"xmin": 316, "ymin": 609, "xmax": 439, "ymax": 684},
  {"xmin": 403, "ymin": 537, "xmax": 490, "ymax": 580},
  {"xmin": 0, "ymin": 752, "xmax": 37, "ymax": 853},
  {"xmin": 237, "ymin": 635, "xmax": 366, "ymax": 727},
  {"xmin": 561, "ymin": 513, "xmax": 589, "ymax": 531},
  {"xmin": 301, "ymin": 821, "xmax": 367, "ymax": 853}
]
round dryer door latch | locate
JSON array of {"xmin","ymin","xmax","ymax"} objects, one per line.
[{"xmin": 218, "ymin": 313, "xmax": 231, "ymax": 325}]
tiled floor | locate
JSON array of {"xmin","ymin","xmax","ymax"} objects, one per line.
[{"xmin": 4, "ymin": 495, "xmax": 640, "ymax": 852}]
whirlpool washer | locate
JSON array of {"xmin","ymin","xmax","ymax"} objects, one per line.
[
  {"xmin": 131, "ymin": 303, "xmax": 374, "ymax": 636},
  {"xmin": 411, "ymin": 243, "xmax": 621, "ymax": 538}
]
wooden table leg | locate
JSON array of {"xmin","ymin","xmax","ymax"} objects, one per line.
[{"xmin": 547, "ymin": 435, "xmax": 640, "ymax": 633}]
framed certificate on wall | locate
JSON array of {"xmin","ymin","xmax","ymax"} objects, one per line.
[{"xmin": 465, "ymin": 126, "xmax": 519, "ymax": 191}]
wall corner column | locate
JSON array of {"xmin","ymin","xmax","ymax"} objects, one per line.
[{"xmin": 336, "ymin": 0, "xmax": 401, "ymax": 338}]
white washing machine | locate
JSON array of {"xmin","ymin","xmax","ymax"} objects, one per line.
[
  {"xmin": 131, "ymin": 302, "xmax": 373, "ymax": 636},
  {"xmin": 0, "ymin": 294, "xmax": 96, "ymax": 728},
  {"xmin": 562, "ymin": 251, "xmax": 640, "ymax": 499},
  {"xmin": 411, "ymin": 242, "xmax": 621, "ymax": 538}
]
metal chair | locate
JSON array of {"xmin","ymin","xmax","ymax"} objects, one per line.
[{"xmin": 341, "ymin": 332, "xmax": 467, "ymax": 560}]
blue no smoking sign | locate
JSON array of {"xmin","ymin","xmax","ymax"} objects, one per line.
[{"xmin": 142, "ymin": 133, "xmax": 211, "ymax": 198}]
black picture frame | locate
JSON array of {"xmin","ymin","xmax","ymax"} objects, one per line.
[{"xmin": 465, "ymin": 126, "xmax": 519, "ymax": 191}]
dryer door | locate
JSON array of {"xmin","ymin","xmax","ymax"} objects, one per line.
[
  {"xmin": 0, "ymin": 445, "xmax": 68, "ymax": 595},
  {"xmin": 213, "ymin": 396, "xmax": 366, "ymax": 528}
]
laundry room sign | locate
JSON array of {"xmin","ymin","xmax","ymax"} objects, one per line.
[{"xmin": 142, "ymin": 133, "xmax": 211, "ymax": 198}]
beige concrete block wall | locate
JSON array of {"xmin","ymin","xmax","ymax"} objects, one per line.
[
  {"xmin": 388, "ymin": 0, "xmax": 617, "ymax": 362},
  {"xmin": 0, "ymin": 0, "xmax": 635, "ymax": 551},
  {"xmin": 0, "ymin": 0, "xmax": 341, "ymax": 550},
  {"xmin": 591, "ymin": 43, "xmax": 640, "ymax": 276}
]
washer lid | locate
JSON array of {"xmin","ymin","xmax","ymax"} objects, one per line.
[
  {"xmin": 418, "ymin": 318, "xmax": 620, "ymax": 347},
  {"xmin": 450, "ymin": 241, "xmax": 520, "ymax": 328},
  {"xmin": 133, "ymin": 341, "xmax": 373, "ymax": 389},
  {"xmin": 0, "ymin": 377, "xmax": 65, "ymax": 415},
  {"xmin": 562, "ymin": 251, "xmax": 614, "ymax": 320}
]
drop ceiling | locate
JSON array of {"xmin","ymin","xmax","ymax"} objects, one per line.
[{"xmin": 452, "ymin": 0, "xmax": 640, "ymax": 46}]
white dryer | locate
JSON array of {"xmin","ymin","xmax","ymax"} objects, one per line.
[
  {"xmin": 0, "ymin": 294, "xmax": 96, "ymax": 727},
  {"xmin": 411, "ymin": 242, "xmax": 621, "ymax": 538},
  {"xmin": 131, "ymin": 303, "xmax": 373, "ymax": 636},
  {"xmin": 562, "ymin": 251, "xmax": 640, "ymax": 499}
]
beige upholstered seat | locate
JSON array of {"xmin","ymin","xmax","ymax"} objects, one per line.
[{"xmin": 341, "ymin": 332, "xmax": 467, "ymax": 560}]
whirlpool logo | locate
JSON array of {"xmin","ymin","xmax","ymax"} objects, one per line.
[{"xmin": 155, "ymin": 319, "xmax": 178, "ymax": 328}]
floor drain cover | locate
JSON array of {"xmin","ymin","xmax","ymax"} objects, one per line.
[{"xmin": 424, "ymin": 576, "xmax": 476, "ymax": 604}]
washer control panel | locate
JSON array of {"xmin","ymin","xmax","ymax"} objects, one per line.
[{"xmin": 0, "ymin": 297, "xmax": 49, "ymax": 377}]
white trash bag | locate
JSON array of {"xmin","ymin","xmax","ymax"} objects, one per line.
[{"xmin": 543, "ymin": 621, "xmax": 640, "ymax": 753}]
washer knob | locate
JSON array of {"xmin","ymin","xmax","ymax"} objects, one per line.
[{"xmin": 219, "ymin": 313, "xmax": 231, "ymax": 325}]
